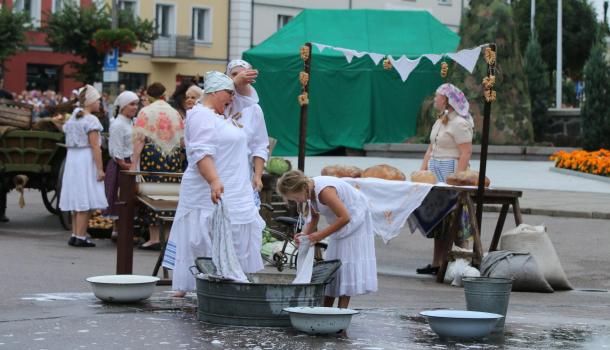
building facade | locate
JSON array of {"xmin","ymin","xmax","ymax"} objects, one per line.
[
  {"xmin": 107, "ymin": 0, "xmax": 230, "ymax": 93},
  {"xmin": 3, "ymin": 0, "xmax": 230, "ymax": 96},
  {"xmin": 2, "ymin": 0, "xmax": 94, "ymax": 97},
  {"xmin": 229, "ymin": 0, "xmax": 469, "ymax": 60}
]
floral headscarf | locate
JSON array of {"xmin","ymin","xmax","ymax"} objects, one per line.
[
  {"xmin": 133, "ymin": 100, "xmax": 184, "ymax": 156},
  {"xmin": 436, "ymin": 83, "xmax": 473, "ymax": 122},
  {"xmin": 204, "ymin": 71, "xmax": 235, "ymax": 94},
  {"xmin": 226, "ymin": 59, "xmax": 252, "ymax": 75}
]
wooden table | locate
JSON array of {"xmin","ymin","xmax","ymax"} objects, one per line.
[{"xmin": 432, "ymin": 186, "xmax": 523, "ymax": 283}]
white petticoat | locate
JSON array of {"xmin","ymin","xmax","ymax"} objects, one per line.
[
  {"xmin": 162, "ymin": 207, "xmax": 265, "ymax": 292},
  {"xmin": 59, "ymin": 147, "xmax": 108, "ymax": 212},
  {"xmin": 324, "ymin": 213, "xmax": 378, "ymax": 297}
]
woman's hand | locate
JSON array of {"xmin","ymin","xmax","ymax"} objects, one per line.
[
  {"xmin": 96, "ymin": 168, "xmax": 105, "ymax": 182},
  {"xmin": 252, "ymin": 175, "xmax": 263, "ymax": 192},
  {"xmin": 210, "ymin": 179, "xmax": 224, "ymax": 204},
  {"xmin": 307, "ymin": 231, "xmax": 323, "ymax": 245},
  {"xmin": 233, "ymin": 69, "xmax": 258, "ymax": 87}
]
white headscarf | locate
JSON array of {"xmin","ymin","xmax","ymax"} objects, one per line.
[
  {"xmin": 226, "ymin": 59, "xmax": 252, "ymax": 75},
  {"xmin": 79, "ymin": 85, "xmax": 101, "ymax": 107},
  {"xmin": 204, "ymin": 71, "xmax": 235, "ymax": 94},
  {"xmin": 114, "ymin": 91, "xmax": 139, "ymax": 114}
]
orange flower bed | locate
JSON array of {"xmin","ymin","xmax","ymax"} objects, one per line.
[{"xmin": 550, "ymin": 149, "xmax": 610, "ymax": 177}]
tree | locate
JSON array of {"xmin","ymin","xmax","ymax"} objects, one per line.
[
  {"xmin": 523, "ymin": 33, "xmax": 550, "ymax": 141},
  {"xmin": 43, "ymin": 3, "xmax": 157, "ymax": 83},
  {"xmin": 512, "ymin": 0, "xmax": 598, "ymax": 80},
  {"xmin": 581, "ymin": 40, "xmax": 610, "ymax": 150},
  {"xmin": 0, "ymin": 8, "xmax": 30, "ymax": 72},
  {"xmin": 450, "ymin": 0, "xmax": 534, "ymax": 144}
]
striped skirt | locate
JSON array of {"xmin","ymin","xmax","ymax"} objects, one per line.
[{"xmin": 428, "ymin": 158, "xmax": 457, "ymax": 183}]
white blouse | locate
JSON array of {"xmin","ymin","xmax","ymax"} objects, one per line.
[
  {"xmin": 63, "ymin": 110, "xmax": 103, "ymax": 148},
  {"xmin": 178, "ymin": 104, "xmax": 256, "ymax": 223},
  {"xmin": 239, "ymin": 104, "xmax": 269, "ymax": 163},
  {"xmin": 108, "ymin": 114, "xmax": 133, "ymax": 160}
]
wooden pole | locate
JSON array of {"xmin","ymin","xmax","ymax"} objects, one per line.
[
  {"xmin": 297, "ymin": 42, "xmax": 312, "ymax": 172},
  {"xmin": 476, "ymin": 43, "xmax": 497, "ymax": 233},
  {"xmin": 116, "ymin": 170, "xmax": 136, "ymax": 274}
]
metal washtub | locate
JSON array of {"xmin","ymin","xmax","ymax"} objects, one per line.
[{"xmin": 193, "ymin": 258, "xmax": 341, "ymax": 327}]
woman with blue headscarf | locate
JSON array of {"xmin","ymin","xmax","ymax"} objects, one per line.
[{"xmin": 162, "ymin": 71, "xmax": 265, "ymax": 296}]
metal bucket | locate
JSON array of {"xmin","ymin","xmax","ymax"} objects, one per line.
[
  {"xmin": 463, "ymin": 277, "xmax": 512, "ymax": 334},
  {"xmin": 194, "ymin": 258, "xmax": 341, "ymax": 327}
]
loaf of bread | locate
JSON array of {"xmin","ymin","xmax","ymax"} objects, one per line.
[
  {"xmin": 361, "ymin": 164, "xmax": 406, "ymax": 181},
  {"xmin": 410, "ymin": 170, "xmax": 437, "ymax": 184},
  {"xmin": 445, "ymin": 170, "xmax": 491, "ymax": 187},
  {"xmin": 321, "ymin": 165, "xmax": 362, "ymax": 178}
]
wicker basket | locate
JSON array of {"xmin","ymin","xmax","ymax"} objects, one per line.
[{"xmin": 0, "ymin": 99, "xmax": 33, "ymax": 129}]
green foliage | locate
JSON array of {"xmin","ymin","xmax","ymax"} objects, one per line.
[
  {"xmin": 581, "ymin": 41, "xmax": 610, "ymax": 150},
  {"xmin": 43, "ymin": 2, "xmax": 157, "ymax": 83},
  {"xmin": 92, "ymin": 28, "xmax": 138, "ymax": 53},
  {"xmin": 0, "ymin": 8, "xmax": 30, "ymax": 70},
  {"xmin": 523, "ymin": 33, "xmax": 550, "ymax": 141},
  {"xmin": 450, "ymin": 0, "xmax": 534, "ymax": 145},
  {"xmin": 512, "ymin": 0, "xmax": 599, "ymax": 80}
]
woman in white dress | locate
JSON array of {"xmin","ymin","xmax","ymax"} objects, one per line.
[
  {"xmin": 277, "ymin": 170, "xmax": 378, "ymax": 308},
  {"xmin": 226, "ymin": 59, "xmax": 269, "ymax": 199},
  {"xmin": 162, "ymin": 71, "xmax": 265, "ymax": 296},
  {"xmin": 59, "ymin": 85, "xmax": 108, "ymax": 247}
]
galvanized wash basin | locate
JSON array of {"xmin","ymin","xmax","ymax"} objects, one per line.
[{"xmin": 194, "ymin": 258, "xmax": 341, "ymax": 327}]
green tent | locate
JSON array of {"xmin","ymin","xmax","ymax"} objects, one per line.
[{"xmin": 243, "ymin": 9, "xmax": 460, "ymax": 156}]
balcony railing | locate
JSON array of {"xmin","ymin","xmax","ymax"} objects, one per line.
[{"xmin": 152, "ymin": 35, "xmax": 195, "ymax": 59}]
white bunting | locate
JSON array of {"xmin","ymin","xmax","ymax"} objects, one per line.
[
  {"xmin": 367, "ymin": 52, "xmax": 386, "ymax": 65},
  {"xmin": 389, "ymin": 56, "xmax": 422, "ymax": 82},
  {"xmin": 312, "ymin": 42, "xmax": 330, "ymax": 53},
  {"xmin": 447, "ymin": 46, "xmax": 483, "ymax": 73},
  {"xmin": 423, "ymin": 54, "xmax": 444, "ymax": 65},
  {"xmin": 333, "ymin": 47, "xmax": 366, "ymax": 63}
]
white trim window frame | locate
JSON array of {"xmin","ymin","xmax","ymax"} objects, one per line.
[
  {"xmin": 191, "ymin": 6, "xmax": 212, "ymax": 44},
  {"xmin": 118, "ymin": 0, "xmax": 139, "ymax": 18},
  {"xmin": 438, "ymin": 0, "xmax": 453, "ymax": 6},
  {"xmin": 155, "ymin": 2, "xmax": 177, "ymax": 38},
  {"xmin": 277, "ymin": 14, "xmax": 293, "ymax": 30},
  {"xmin": 13, "ymin": 0, "xmax": 42, "ymax": 28},
  {"xmin": 51, "ymin": 0, "xmax": 80, "ymax": 14}
]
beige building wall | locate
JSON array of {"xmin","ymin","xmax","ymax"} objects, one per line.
[{"xmin": 104, "ymin": 0, "xmax": 229, "ymax": 92}]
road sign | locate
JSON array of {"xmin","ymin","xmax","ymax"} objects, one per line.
[
  {"xmin": 103, "ymin": 48, "xmax": 118, "ymax": 72},
  {"xmin": 103, "ymin": 71, "xmax": 118, "ymax": 83}
]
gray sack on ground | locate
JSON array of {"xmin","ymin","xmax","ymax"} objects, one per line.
[{"xmin": 480, "ymin": 250, "xmax": 554, "ymax": 293}]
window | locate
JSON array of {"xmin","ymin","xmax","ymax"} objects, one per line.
[
  {"xmin": 52, "ymin": 0, "xmax": 79, "ymax": 13},
  {"xmin": 155, "ymin": 4, "xmax": 175, "ymax": 37},
  {"xmin": 26, "ymin": 64, "xmax": 60, "ymax": 92},
  {"xmin": 119, "ymin": 0, "xmax": 137, "ymax": 17},
  {"xmin": 438, "ymin": 0, "xmax": 452, "ymax": 5},
  {"xmin": 277, "ymin": 14, "xmax": 293, "ymax": 30},
  {"xmin": 13, "ymin": 0, "xmax": 41, "ymax": 27},
  {"xmin": 192, "ymin": 7, "xmax": 211, "ymax": 42}
]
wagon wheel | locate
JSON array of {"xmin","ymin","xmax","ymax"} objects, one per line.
[
  {"xmin": 41, "ymin": 184, "xmax": 60, "ymax": 215},
  {"xmin": 56, "ymin": 158, "xmax": 72, "ymax": 231}
]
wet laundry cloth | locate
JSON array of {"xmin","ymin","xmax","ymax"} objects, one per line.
[{"xmin": 293, "ymin": 235, "xmax": 315, "ymax": 284}]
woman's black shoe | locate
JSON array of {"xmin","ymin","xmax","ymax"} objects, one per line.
[
  {"xmin": 416, "ymin": 264, "xmax": 439, "ymax": 275},
  {"xmin": 73, "ymin": 237, "xmax": 96, "ymax": 247},
  {"xmin": 68, "ymin": 236, "xmax": 76, "ymax": 246}
]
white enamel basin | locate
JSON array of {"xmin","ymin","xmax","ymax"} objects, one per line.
[
  {"xmin": 283, "ymin": 307, "xmax": 359, "ymax": 335},
  {"xmin": 86, "ymin": 275, "xmax": 159, "ymax": 303},
  {"xmin": 420, "ymin": 309, "xmax": 503, "ymax": 339}
]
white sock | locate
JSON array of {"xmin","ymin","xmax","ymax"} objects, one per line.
[
  {"xmin": 76, "ymin": 236, "xmax": 87, "ymax": 241},
  {"xmin": 71, "ymin": 233, "xmax": 76, "ymax": 237}
]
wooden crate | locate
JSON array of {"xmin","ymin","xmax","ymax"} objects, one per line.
[{"xmin": 0, "ymin": 99, "xmax": 33, "ymax": 129}]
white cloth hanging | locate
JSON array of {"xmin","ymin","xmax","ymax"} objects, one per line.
[
  {"xmin": 342, "ymin": 178, "xmax": 433, "ymax": 243},
  {"xmin": 367, "ymin": 52, "xmax": 385, "ymax": 65},
  {"xmin": 333, "ymin": 47, "xmax": 366, "ymax": 63},
  {"xmin": 423, "ymin": 54, "xmax": 444, "ymax": 65},
  {"xmin": 211, "ymin": 200, "xmax": 249, "ymax": 283}
]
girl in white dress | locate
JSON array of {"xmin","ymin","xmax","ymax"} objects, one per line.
[
  {"xmin": 59, "ymin": 85, "xmax": 108, "ymax": 247},
  {"xmin": 277, "ymin": 171, "xmax": 378, "ymax": 308},
  {"xmin": 162, "ymin": 71, "xmax": 265, "ymax": 296}
]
